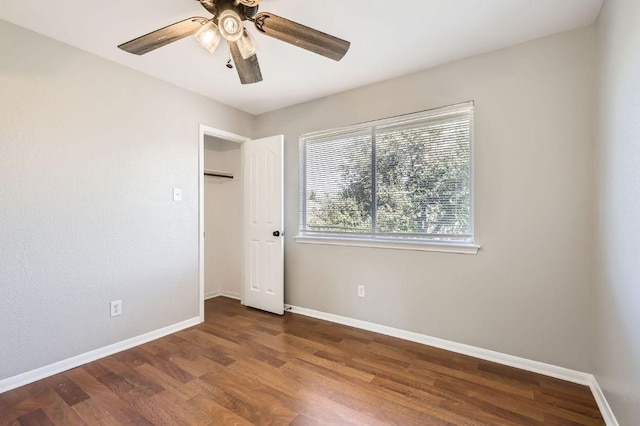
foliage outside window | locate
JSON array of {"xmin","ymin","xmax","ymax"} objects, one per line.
[{"xmin": 299, "ymin": 102, "xmax": 474, "ymax": 245}]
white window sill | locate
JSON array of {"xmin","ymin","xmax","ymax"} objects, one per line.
[{"xmin": 294, "ymin": 236, "xmax": 480, "ymax": 255}]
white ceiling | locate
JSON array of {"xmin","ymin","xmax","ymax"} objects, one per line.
[{"xmin": 0, "ymin": 0, "xmax": 603, "ymax": 115}]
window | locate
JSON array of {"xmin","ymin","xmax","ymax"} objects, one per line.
[{"xmin": 298, "ymin": 101, "xmax": 475, "ymax": 251}]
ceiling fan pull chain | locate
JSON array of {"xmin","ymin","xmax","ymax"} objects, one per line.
[{"xmin": 226, "ymin": 50, "xmax": 234, "ymax": 69}]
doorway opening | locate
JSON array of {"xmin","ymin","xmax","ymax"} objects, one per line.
[{"xmin": 198, "ymin": 125, "xmax": 250, "ymax": 322}]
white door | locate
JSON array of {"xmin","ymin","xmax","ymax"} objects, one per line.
[{"xmin": 242, "ymin": 135, "xmax": 284, "ymax": 315}]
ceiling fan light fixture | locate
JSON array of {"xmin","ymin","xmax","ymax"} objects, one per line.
[
  {"xmin": 194, "ymin": 21, "xmax": 222, "ymax": 53},
  {"xmin": 237, "ymin": 29, "xmax": 257, "ymax": 59},
  {"xmin": 218, "ymin": 9, "xmax": 243, "ymax": 42},
  {"xmin": 117, "ymin": 2, "xmax": 351, "ymax": 85}
]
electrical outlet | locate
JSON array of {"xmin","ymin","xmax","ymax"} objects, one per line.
[
  {"xmin": 357, "ymin": 285, "xmax": 365, "ymax": 298},
  {"xmin": 110, "ymin": 300, "xmax": 122, "ymax": 317}
]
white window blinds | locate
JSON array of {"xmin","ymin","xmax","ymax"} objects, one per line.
[{"xmin": 300, "ymin": 101, "xmax": 474, "ymax": 243}]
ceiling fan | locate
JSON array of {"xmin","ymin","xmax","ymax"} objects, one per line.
[{"xmin": 118, "ymin": 0, "xmax": 351, "ymax": 85}]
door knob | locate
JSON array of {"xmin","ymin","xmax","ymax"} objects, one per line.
[{"xmin": 273, "ymin": 231, "xmax": 281, "ymax": 237}]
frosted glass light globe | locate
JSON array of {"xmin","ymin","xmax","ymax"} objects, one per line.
[
  {"xmin": 194, "ymin": 21, "xmax": 221, "ymax": 54},
  {"xmin": 218, "ymin": 10, "xmax": 243, "ymax": 42},
  {"xmin": 202, "ymin": 31, "xmax": 215, "ymax": 44}
]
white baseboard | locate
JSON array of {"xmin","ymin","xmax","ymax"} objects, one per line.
[
  {"xmin": 285, "ymin": 304, "xmax": 591, "ymax": 384},
  {"xmin": 205, "ymin": 291, "xmax": 220, "ymax": 300},
  {"xmin": 589, "ymin": 377, "xmax": 620, "ymax": 426},
  {"xmin": 0, "ymin": 316, "xmax": 201, "ymax": 394},
  {"xmin": 285, "ymin": 304, "xmax": 618, "ymax": 425},
  {"xmin": 205, "ymin": 291, "xmax": 241, "ymax": 301}
]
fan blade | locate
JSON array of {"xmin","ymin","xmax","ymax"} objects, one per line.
[
  {"xmin": 254, "ymin": 12, "xmax": 350, "ymax": 61},
  {"xmin": 118, "ymin": 17, "xmax": 208, "ymax": 55},
  {"xmin": 229, "ymin": 42, "xmax": 263, "ymax": 85}
]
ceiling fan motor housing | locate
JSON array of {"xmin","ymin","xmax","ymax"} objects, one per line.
[
  {"xmin": 212, "ymin": 0, "xmax": 258, "ymax": 21},
  {"xmin": 241, "ymin": 6, "xmax": 259, "ymax": 18}
]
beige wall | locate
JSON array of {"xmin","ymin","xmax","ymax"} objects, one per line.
[
  {"xmin": 204, "ymin": 136, "xmax": 243, "ymax": 299},
  {"xmin": 0, "ymin": 19, "xmax": 254, "ymax": 380},
  {"xmin": 594, "ymin": 0, "xmax": 640, "ymax": 423},
  {"xmin": 254, "ymin": 27, "xmax": 595, "ymax": 371}
]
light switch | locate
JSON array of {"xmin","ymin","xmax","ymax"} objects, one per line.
[{"xmin": 173, "ymin": 188, "xmax": 182, "ymax": 202}]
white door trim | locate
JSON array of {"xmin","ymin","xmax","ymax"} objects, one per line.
[{"xmin": 198, "ymin": 125, "xmax": 251, "ymax": 322}]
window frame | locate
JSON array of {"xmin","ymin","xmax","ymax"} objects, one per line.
[{"xmin": 297, "ymin": 101, "xmax": 479, "ymax": 254}]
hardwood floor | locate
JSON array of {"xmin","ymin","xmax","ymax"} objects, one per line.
[{"xmin": 0, "ymin": 297, "xmax": 604, "ymax": 425}]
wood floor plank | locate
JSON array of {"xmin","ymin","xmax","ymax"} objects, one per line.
[
  {"xmin": 281, "ymin": 348, "xmax": 477, "ymax": 425},
  {"xmin": 82, "ymin": 355, "xmax": 130, "ymax": 380},
  {"xmin": 225, "ymin": 352, "xmax": 386, "ymax": 425},
  {"xmin": 39, "ymin": 406, "xmax": 87, "ymax": 426},
  {"xmin": 129, "ymin": 390, "xmax": 211, "ymax": 426},
  {"xmin": 96, "ymin": 370, "xmax": 163, "ymax": 403},
  {"xmin": 178, "ymin": 328, "xmax": 240, "ymax": 351},
  {"xmin": 278, "ymin": 346, "xmax": 377, "ymax": 383},
  {"xmin": 28, "ymin": 379, "xmax": 87, "ymax": 426},
  {"xmin": 45, "ymin": 373, "xmax": 90, "ymax": 407},
  {"xmin": 533, "ymin": 390, "xmax": 603, "ymax": 419},
  {"xmin": 288, "ymin": 414, "xmax": 319, "ymax": 426},
  {"xmin": 170, "ymin": 350, "xmax": 231, "ymax": 378},
  {"xmin": 164, "ymin": 334, "xmax": 237, "ymax": 368},
  {"xmin": 71, "ymin": 398, "xmax": 127, "ymax": 426},
  {"xmin": 64, "ymin": 368, "xmax": 154, "ymax": 425},
  {"xmin": 329, "ymin": 390, "xmax": 450, "ymax": 425},
  {"xmin": 16, "ymin": 409, "xmax": 55, "ymax": 426},
  {"xmin": 197, "ymin": 369, "xmax": 300, "ymax": 424},
  {"xmin": 130, "ymin": 346, "xmax": 196, "ymax": 384},
  {"xmin": 477, "ymin": 359, "xmax": 542, "ymax": 385},
  {"xmin": 197, "ymin": 381, "xmax": 300, "ymax": 425},
  {"xmin": 0, "ymin": 297, "xmax": 605, "ymax": 425},
  {"xmin": 0, "ymin": 380, "xmax": 85, "ymax": 426},
  {"xmin": 194, "ymin": 384, "xmax": 266, "ymax": 424},
  {"xmin": 140, "ymin": 337, "xmax": 183, "ymax": 356},
  {"xmin": 134, "ymin": 363, "xmax": 201, "ymax": 401},
  {"xmin": 187, "ymin": 392, "xmax": 254, "ymax": 426},
  {"xmin": 0, "ymin": 382, "xmax": 52, "ymax": 421},
  {"xmin": 433, "ymin": 373, "xmax": 602, "ymax": 425},
  {"xmin": 431, "ymin": 376, "xmax": 546, "ymax": 422},
  {"xmin": 407, "ymin": 361, "xmax": 537, "ymax": 399},
  {"xmin": 314, "ymin": 348, "xmax": 426, "ymax": 385},
  {"xmin": 0, "ymin": 388, "xmax": 31, "ymax": 422}
]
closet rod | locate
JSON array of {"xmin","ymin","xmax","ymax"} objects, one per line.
[{"xmin": 204, "ymin": 170, "xmax": 234, "ymax": 179}]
